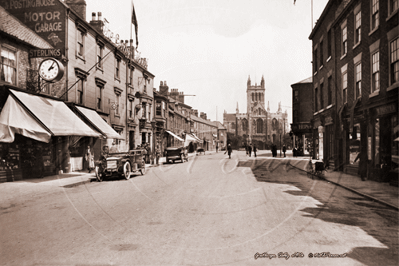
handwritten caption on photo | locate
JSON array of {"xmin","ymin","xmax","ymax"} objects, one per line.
[{"xmin": 254, "ymin": 252, "xmax": 347, "ymax": 260}]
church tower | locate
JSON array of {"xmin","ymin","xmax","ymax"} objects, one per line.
[{"xmin": 247, "ymin": 75, "xmax": 266, "ymax": 114}]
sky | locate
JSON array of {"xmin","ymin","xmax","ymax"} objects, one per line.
[{"xmin": 85, "ymin": 0, "xmax": 329, "ymax": 124}]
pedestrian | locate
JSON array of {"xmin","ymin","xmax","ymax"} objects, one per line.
[
  {"xmin": 155, "ymin": 143, "xmax": 161, "ymax": 165},
  {"xmin": 85, "ymin": 145, "xmax": 94, "ymax": 173},
  {"xmin": 253, "ymin": 144, "xmax": 257, "ymax": 158},
  {"xmin": 216, "ymin": 142, "xmax": 219, "ymax": 153},
  {"xmin": 272, "ymin": 145, "xmax": 277, "ymax": 157},
  {"xmin": 98, "ymin": 145, "xmax": 109, "ymax": 173},
  {"xmin": 145, "ymin": 143, "xmax": 151, "ymax": 164},
  {"xmin": 245, "ymin": 143, "xmax": 248, "ymax": 156},
  {"xmin": 109, "ymin": 141, "xmax": 118, "ymax": 153},
  {"xmin": 227, "ymin": 144, "xmax": 232, "ymax": 159},
  {"xmin": 283, "ymin": 145, "xmax": 286, "ymax": 157},
  {"xmin": 293, "ymin": 146, "xmax": 297, "ymax": 157},
  {"xmin": 248, "ymin": 143, "xmax": 252, "ymax": 157}
]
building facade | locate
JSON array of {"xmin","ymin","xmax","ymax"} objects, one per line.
[
  {"xmin": 310, "ymin": 0, "xmax": 398, "ymax": 180},
  {"xmin": 291, "ymin": 77, "xmax": 314, "ymax": 156}
]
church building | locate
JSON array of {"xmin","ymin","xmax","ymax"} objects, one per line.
[{"xmin": 223, "ymin": 76, "xmax": 288, "ymax": 149}]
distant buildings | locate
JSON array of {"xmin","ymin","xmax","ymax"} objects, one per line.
[{"xmin": 223, "ymin": 76, "xmax": 288, "ymax": 149}]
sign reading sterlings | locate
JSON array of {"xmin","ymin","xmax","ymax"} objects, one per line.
[{"xmin": 0, "ymin": 0, "xmax": 66, "ymax": 56}]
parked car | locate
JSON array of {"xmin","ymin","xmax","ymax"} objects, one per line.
[
  {"xmin": 95, "ymin": 149, "xmax": 145, "ymax": 182},
  {"xmin": 165, "ymin": 147, "xmax": 188, "ymax": 163}
]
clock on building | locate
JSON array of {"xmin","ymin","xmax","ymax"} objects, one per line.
[{"xmin": 39, "ymin": 58, "xmax": 64, "ymax": 82}]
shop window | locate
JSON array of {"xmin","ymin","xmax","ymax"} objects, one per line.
[
  {"xmin": 391, "ymin": 116, "xmax": 399, "ymax": 169},
  {"xmin": 1, "ymin": 46, "xmax": 16, "ymax": 85},
  {"xmin": 390, "ymin": 38, "xmax": 399, "ymax": 85},
  {"xmin": 349, "ymin": 124, "xmax": 361, "ymax": 166}
]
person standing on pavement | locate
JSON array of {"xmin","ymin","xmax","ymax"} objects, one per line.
[
  {"xmin": 253, "ymin": 144, "xmax": 257, "ymax": 158},
  {"xmin": 227, "ymin": 144, "xmax": 232, "ymax": 159},
  {"xmin": 155, "ymin": 143, "xmax": 161, "ymax": 165},
  {"xmin": 216, "ymin": 142, "xmax": 219, "ymax": 153},
  {"xmin": 248, "ymin": 143, "xmax": 252, "ymax": 157},
  {"xmin": 283, "ymin": 145, "xmax": 286, "ymax": 157},
  {"xmin": 85, "ymin": 145, "xmax": 94, "ymax": 173}
]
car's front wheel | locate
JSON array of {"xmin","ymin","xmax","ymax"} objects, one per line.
[
  {"xmin": 95, "ymin": 166, "xmax": 103, "ymax": 182},
  {"xmin": 124, "ymin": 162, "xmax": 131, "ymax": 180}
]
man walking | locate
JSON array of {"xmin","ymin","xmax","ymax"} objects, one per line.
[
  {"xmin": 227, "ymin": 144, "xmax": 232, "ymax": 159},
  {"xmin": 283, "ymin": 144, "xmax": 286, "ymax": 157},
  {"xmin": 253, "ymin": 144, "xmax": 257, "ymax": 158},
  {"xmin": 248, "ymin": 143, "xmax": 252, "ymax": 157}
]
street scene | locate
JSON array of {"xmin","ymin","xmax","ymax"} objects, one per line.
[
  {"xmin": 0, "ymin": 151, "xmax": 398, "ymax": 265},
  {"xmin": 0, "ymin": 0, "xmax": 398, "ymax": 265}
]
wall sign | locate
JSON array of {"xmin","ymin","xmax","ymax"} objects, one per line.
[
  {"xmin": 375, "ymin": 103, "xmax": 396, "ymax": 116},
  {"xmin": 0, "ymin": 0, "xmax": 66, "ymax": 56}
]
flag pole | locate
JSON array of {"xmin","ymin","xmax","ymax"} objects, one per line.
[{"xmin": 130, "ymin": 0, "xmax": 133, "ymax": 41}]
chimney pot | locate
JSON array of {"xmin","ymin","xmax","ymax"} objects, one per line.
[
  {"xmin": 98, "ymin": 12, "xmax": 102, "ymax": 21},
  {"xmin": 92, "ymin": 12, "xmax": 96, "ymax": 21}
]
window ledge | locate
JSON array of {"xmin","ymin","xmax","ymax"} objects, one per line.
[
  {"xmin": 115, "ymin": 77, "xmax": 121, "ymax": 82},
  {"xmin": 340, "ymin": 53, "xmax": 347, "ymax": 60},
  {"xmin": 319, "ymin": 65, "xmax": 324, "ymax": 71},
  {"xmin": 387, "ymin": 82, "xmax": 399, "ymax": 91},
  {"xmin": 114, "ymin": 114, "xmax": 121, "ymax": 118},
  {"xmin": 386, "ymin": 9, "xmax": 398, "ymax": 21},
  {"xmin": 326, "ymin": 56, "xmax": 331, "ymax": 63},
  {"xmin": 76, "ymin": 54, "xmax": 85, "ymax": 63},
  {"xmin": 313, "ymin": 71, "xmax": 318, "ymax": 76},
  {"xmin": 326, "ymin": 104, "xmax": 334, "ymax": 110},
  {"xmin": 369, "ymin": 90, "xmax": 380, "ymax": 98},
  {"xmin": 96, "ymin": 66, "xmax": 104, "ymax": 73},
  {"xmin": 368, "ymin": 26, "xmax": 379, "ymax": 36},
  {"xmin": 353, "ymin": 41, "xmax": 361, "ymax": 50}
]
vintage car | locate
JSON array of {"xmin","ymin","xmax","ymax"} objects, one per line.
[
  {"xmin": 165, "ymin": 147, "xmax": 188, "ymax": 164},
  {"xmin": 95, "ymin": 149, "xmax": 145, "ymax": 182}
]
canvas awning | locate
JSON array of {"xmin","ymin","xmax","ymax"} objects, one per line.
[
  {"xmin": 0, "ymin": 89, "xmax": 101, "ymax": 143},
  {"xmin": 166, "ymin": 130, "xmax": 184, "ymax": 141},
  {"xmin": 184, "ymin": 134, "xmax": 199, "ymax": 147},
  {"xmin": 75, "ymin": 106, "xmax": 123, "ymax": 139},
  {"xmin": 192, "ymin": 133, "xmax": 201, "ymax": 142}
]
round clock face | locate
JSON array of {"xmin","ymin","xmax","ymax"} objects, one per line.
[{"xmin": 39, "ymin": 59, "xmax": 63, "ymax": 82}]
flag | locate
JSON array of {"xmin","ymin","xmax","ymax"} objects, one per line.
[{"xmin": 131, "ymin": 1, "xmax": 139, "ymax": 48}]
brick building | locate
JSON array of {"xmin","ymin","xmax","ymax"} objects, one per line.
[
  {"xmin": 290, "ymin": 77, "xmax": 313, "ymax": 156},
  {"xmin": 310, "ymin": 0, "xmax": 398, "ymax": 180}
]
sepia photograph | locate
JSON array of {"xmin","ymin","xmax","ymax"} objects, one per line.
[{"xmin": 0, "ymin": 0, "xmax": 398, "ymax": 265}]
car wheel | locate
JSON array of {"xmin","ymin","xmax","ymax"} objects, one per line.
[
  {"xmin": 95, "ymin": 166, "xmax": 103, "ymax": 182},
  {"xmin": 140, "ymin": 160, "xmax": 146, "ymax": 175},
  {"xmin": 124, "ymin": 162, "xmax": 131, "ymax": 180}
]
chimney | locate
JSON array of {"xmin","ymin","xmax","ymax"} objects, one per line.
[
  {"xmin": 65, "ymin": 0, "xmax": 87, "ymax": 20},
  {"xmin": 178, "ymin": 91, "xmax": 184, "ymax": 103},
  {"xmin": 200, "ymin": 112, "xmax": 207, "ymax": 120},
  {"xmin": 193, "ymin": 109, "xmax": 198, "ymax": 117},
  {"xmin": 159, "ymin": 81, "xmax": 169, "ymax": 95},
  {"xmin": 89, "ymin": 11, "xmax": 104, "ymax": 32},
  {"xmin": 170, "ymin": 89, "xmax": 179, "ymax": 101}
]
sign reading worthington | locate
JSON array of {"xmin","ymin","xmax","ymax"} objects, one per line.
[{"xmin": 0, "ymin": 0, "xmax": 66, "ymax": 56}]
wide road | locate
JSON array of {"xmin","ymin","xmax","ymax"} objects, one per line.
[{"xmin": 0, "ymin": 151, "xmax": 398, "ymax": 265}]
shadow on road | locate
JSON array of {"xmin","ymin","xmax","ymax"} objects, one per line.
[{"xmin": 238, "ymin": 158, "xmax": 399, "ymax": 266}]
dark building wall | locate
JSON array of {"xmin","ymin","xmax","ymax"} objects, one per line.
[{"xmin": 292, "ymin": 82, "xmax": 313, "ymax": 124}]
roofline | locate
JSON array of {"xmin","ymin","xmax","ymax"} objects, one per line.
[{"xmin": 309, "ymin": 0, "xmax": 335, "ymax": 39}]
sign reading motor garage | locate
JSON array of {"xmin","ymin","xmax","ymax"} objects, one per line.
[{"xmin": 0, "ymin": 0, "xmax": 66, "ymax": 56}]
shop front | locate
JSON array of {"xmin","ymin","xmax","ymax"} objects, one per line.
[
  {"xmin": 291, "ymin": 122, "xmax": 312, "ymax": 157},
  {"xmin": 367, "ymin": 102, "xmax": 398, "ymax": 181},
  {"xmin": 0, "ymin": 88, "xmax": 101, "ymax": 181}
]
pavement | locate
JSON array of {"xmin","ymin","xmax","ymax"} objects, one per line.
[{"xmin": 1, "ymin": 149, "xmax": 397, "ymax": 211}]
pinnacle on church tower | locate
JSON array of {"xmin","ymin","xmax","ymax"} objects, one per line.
[
  {"xmin": 236, "ymin": 102, "xmax": 239, "ymax": 113},
  {"xmin": 261, "ymin": 75, "xmax": 265, "ymax": 89},
  {"xmin": 247, "ymin": 75, "xmax": 251, "ymax": 86},
  {"xmin": 267, "ymin": 101, "xmax": 270, "ymax": 112},
  {"xmin": 278, "ymin": 101, "xmax": 282, "ymax": 113}
]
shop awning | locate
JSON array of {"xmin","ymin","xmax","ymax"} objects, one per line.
[
  {"xmin": 0, "ymin": 90, "xmax": 101, "ymax": 143},
  {"xmin": 166, "ymin": 130, "xmax": 184, "ymax": 141},
  {"xmin": 184, "ymin": 134, "xmax": 199, "ymax": 146},
  {"xmin": 192, "ymin": 133, "xmax": 202, "ymax": 142},
  {"xmin": 75, "ymin": 106, "xmax": 123, "ymax": 139}
]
